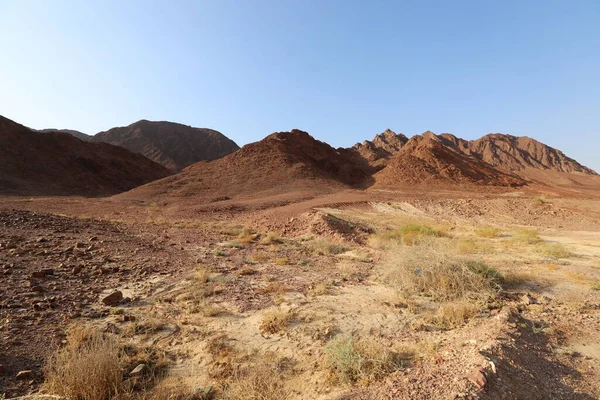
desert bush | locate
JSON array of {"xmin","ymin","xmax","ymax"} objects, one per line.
[
  {"xmin": 223, "ymin": 362, "xmax": 291, "ymax": 400},
  {"xmin": 425, "ymin": 300, "xmax": 480, "ymax": 330},
  {"xmin": 273, "ymin": 257, "xmax": 289, "ymax": 265},
  {"xmin": 512, "ymin": 229, "xmax": 542, "ymax": 245},
  {"xmin": 532, "ymin": 195, "xmax": 547, "ymax": 205},
  {"xmin": 383, "ymin": 238, "xmax": 502, "ymax": 301},
  {"xmin": 43, "ymin": 326, "xmax": 122, "ymax": 400},
  {"xmin": 475, "ymin": 225, "xmax": 501, "ymax": 238},
  {"xmin": 310, "ymin": 282, "xmax": 330, "ymax": 296},
  {"xmin": 535, "ymin": 243, "xmax": 573, "ymax": 259},
  {"xmin": 260, "ymin": 310, "xmax": 294, "ymax": 334},
  {"xmin": 310, "ymin": 238, "xmax": 348, "ymax": 255},
  {"xmin": 370, "ymin": 224, "xmax": 443, "ymax": 248},
  {"xmin": 195, "ymin": 265, "xmax": 211, "ymax": 284},
  {"xmin": 260, "ymin": 232, "xmax": 282, "ymax": 245},
  {"xmin": 590, "ymin": 282, "xmax": 600, "ymax": 291},
  {"xmin": 325, "ymin": 336, "xmax": 410, "ymax": 383}
]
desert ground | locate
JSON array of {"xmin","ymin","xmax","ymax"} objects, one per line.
[{"xmin": 1, "ymin": 186, "xmax": 599, "ymax": 400}]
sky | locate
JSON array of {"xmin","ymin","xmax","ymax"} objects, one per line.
[{"xmin": 1, "ymin": 0, "xmax": 599, "ymax": 171}]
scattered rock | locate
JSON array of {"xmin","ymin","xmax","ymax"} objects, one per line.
[
  {"xmin": 72, "ymin": 266, "xmax": 83, "ymax": 274},
  {"xmin": 520, "ymin": 294, "xmax": 537, "ymax": 305},
  {"xmin": 467, "ymin": 369, "xmax": 487, "ymax": 389},
  {"xmin": 129, "ymin": 363, "xmax": 147, "ymax": 377},
  {"xmin": 16, "ymin": 370, "xmax": 33, "ymax": 380},
  {"xmin": 0, "ymin": 364, "xmax": 5, "ymax": 375},
  {"xmin": 31, "ymin": 271, "xmax": 47, "ymax": 278},
  {"xmin": 102, "ymin": 290, "xmax": 123, "ymax": 306}
]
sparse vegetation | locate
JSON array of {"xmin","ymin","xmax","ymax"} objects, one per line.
[
  {"xmin": 532, "ymin": 195, "xmax": 547, "ymax": 205},
  {"xmin": 369, "ymin": 224, "xmax": 444, "ymax": 248},
  {"xmin": 590, "ymin": 282, "xmax": 600, "ymax": 291},
  {"xmin": 310, "ymin": 238, "xmax": 348, "ymax": 255},
  {"xmin": 260, "ymin": 310, "xmax": 294, "ymax": 334},
  {"xmin": 43, "ymin": 327, "xmax": 122, "ymax": 400},
  {"xmin": 223, "ymin": 362, "xmax": 291, "ymax": 400},
  {"xmin": 535, "ymin": 242, "xmax": 573, "ymax": 259},
  {"xmin": 383, "ymin": 238, "xmax": 502, "ymax": 301},
  {"xmin": 512, "ymin": 229, "xmax": 543, "ymax": 245},
  {"xmin": 273, "ymin": 257, "xmax": 289, "ymax": 265},
  {"xmin": 260, "ymin": 232, "xmax": 282, "ymax": 245},
  {"xmin": 425, "ymin": 300, "xmax": 480, "ymax": 330},
  {"xmin": 195, "ymin": 265, "xmax": 211, "ymax": 284},
  {"xmin": 475, "ymin": 225, "xmax": 501, "ymax": 238},
  {"xmin": 325, "ymin": 336, "xmax": 411, "ymax": 383}
]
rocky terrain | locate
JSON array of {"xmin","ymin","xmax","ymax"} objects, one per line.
[
  {"xmin": 90, "ymin": 120, "xmax": 240, "ymax": 171},
  {"xmin": 351, "ymin": 129, "xmax": 408, "ymax": 168},
  {"xmin": 373, "ymin": 132, "xmax": 527, "ymax": 188},
  {"xmin": 2, "ymin": 118, "xmax": 600, "ymax": 399},
  {"xmin": 0, "ymin": 116, "xmax": 170, "ymax": 196}
]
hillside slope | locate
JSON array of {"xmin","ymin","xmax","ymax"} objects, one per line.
[
  {"xmin": 121, "ymin": 129, "xmax": 372, "ymax": 200},
  {"xmin": 374, "ymin": 132, "xmax": 526, "ymax": 188},
  {"xmin": 91, "ymin": 120, "xmax": 239, "ymax": 171},
  {"xmin": 0, "ymin": 116, "xmax": 170, "ymax": 196}
]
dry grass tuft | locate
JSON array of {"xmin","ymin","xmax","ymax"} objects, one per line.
[
  {"xmin": 260, "ymin": 232, "xmax": 282, "ymax": 245},
  {"xmin": 383, "ymin": 239, "xmax": 502, "ymax": 301},
  {"xmin": 325, "ymin": 336, "xmax": 411, "ymax": 383},
  {"xmin": 590, "ymin": 282, "xmax": 600, "ymax": 291},
  {"xmin": 309, "ymin": 282, "xmax": 331, "ymax": 296},
  {"xmin": 535, "ymin": 242, "xmax": 573, "ymax": 259},
  {"xmin": 475, "ymin": 225, "xmax": 501, "ymax": 238},
  {"xmin": 425, "ymin": 300, "xmax": 480, "ymax": 330},
  {"xmin": 260, "ymin": 310, "xmax": 294, "ymax": 334},
  {"xmin": 223, "ymin": 362, "xmax": 291, "ymax": 400},
  {"xmin": 237, "ymin": 227, "xmax": 255, "ymax": 244},
  {"xmin": 273, "ymin": 257, "xmax": 289, "ymax": 265},
  {"xmin": 512, "ymin": 229, "xmax": 542, "ymax": 245},
  {"xmin": 455, "ymin": 238, "xmax": 493, "ymax": 254},
  {"xmin": 310, "ymin": 238, "xmax": 348, "ymax": 255},
  {"xmin": 43, "ymin": 326, "xmax": 122, "ymax": 400},
  {"xmin": 195, "ymin": 265, "xmax": 211, "ymax": 284},
  {"xmin": 532, "ymin": 195, "xmax": 547, "ymax": 205},
  {"xmin": 369, "ymin": 224, "xmax": 444, "ymax": 248}
]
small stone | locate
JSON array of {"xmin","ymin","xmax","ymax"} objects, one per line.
[
  {"xmin": 41, "ymin": 268, "xmax": 54, "ymax": 275},
  {"xmin": 0, "ymin": 364, "xmax": 5, "ymax": 375},
  {"xmin": 467, "ymin": 369, "xmax": 487, "ymax": 389},
  {"xmin": 72, "ymin": 266, "xmax": 83, "ymax": 275},
  {"xmin": 31, "ymin": 271, "xmax": 46, "ymax": 278},
  {"xmin": 30, "ymin": 285, "xmax": 43, "ymax": 292},
  {"xmin": 16, "ymin": 370, "xmax": 33, "ymax": 380},
  {"xmin": 521, "ymin": 294, "xmax": 537, "ymax": 305},
  {"xmin": 129, "ymin": 363, "xmax": 147, "ymax": 377},
  {"xmin": 102, "ymin": 291, "xmax": 123, "ymax": 306}
]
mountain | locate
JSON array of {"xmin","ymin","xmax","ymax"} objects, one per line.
[
  {"xmin": 351, "ymin": 129, "xmax": 408, "ymax": 168},
  {"xmin": 121, "ymin": 129, "xmax": 372, "ymax": 200},
  {"xmin": 373, "ymin": 132, "xmax": 526, "ymax": 188},
  {"xmin": 0, "ymin": 115, "xmax": 170, "ymax": 196},
  {"xmin": 90, "ymin": 120, "xmax": 240, "ymax": 171},
  {"xmin": 36, "ymin": 128, "xmax": 90, "ymax": 141},
  {"xmin": 464, "ymin": 134, "xmax": 596, "ymax": 175}
]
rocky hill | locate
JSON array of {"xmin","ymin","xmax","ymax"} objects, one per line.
[
  {"xmin": 351, "ymin": 129, "xmax": 408, "ymax": 168},
  {"xmin": 122, "ymin": 129, "xmax": 372, "ymax": 200},
  {"xmin": 90, "ymin": 120, "xmax": 239, "ymax": 171},
  {"xmin": 0, "ymin": 115, "xmax": 170, "ymax": 196},
  {"xmin": 374, "ymin": 132, "xmax": 526, "ymax": 188},
  {"xmin": 466, "ymin": 134, "xmax": 596, "ymax": 174}
]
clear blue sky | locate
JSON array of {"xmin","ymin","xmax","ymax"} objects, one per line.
[{"xmin": 1, "ymin": 0, "xmax": 599, "ymax": 171}]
